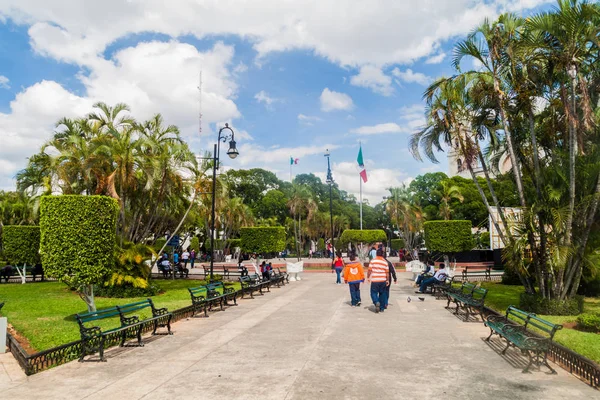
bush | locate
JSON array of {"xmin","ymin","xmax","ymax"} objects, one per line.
[
  {"xmin": 576, "ymin": 313, "xmax": 600, "ymax": 332},
  {"xmin": 390, "ymin": 238, "xmax": 405, "ymax": 250},
  {"xmin": 519, "ymin": 293, "xmax": 584, "ymax": 316},
  {"xmin": 226, "ymin": 238, "xmax": 241, "ymax": 249},
  {"xmin": 240, "ymin": 227, "xmax": 286, "ymax": 254},
  {"xmin": 479, "ymin": 232, "xmax": 490, "ymax": 249},
  {"xmin": 153, "ymin": 238, "xmax": 167, "ymax": 253},
  {"xmin": 423, "ymin": 220, "xmax": 474, "ymax": 253},
  {"xmin": 317, "ymin": 238, "xmax": 325, "ymax": 251},
  {"xmin": 95, "ymin": 283, "xmax": 160, "ymax": 298},
  {"xmin": 339, "ymin": 229, "xmax": 386, "ymax": 246},
  {"xmin": 501, "ymin": 266, "xmax": 522, "ymax": 285},
  {"xmin": 2, "ymin": 225, "xmax": 40, "ymax": 265},
  {"xmin": 40, "ymin": 195, "xmax": 119, "ymax": 311},
  {"xmin": 189, "ymin": 236, "xmax": 200, "ymax": 252}
]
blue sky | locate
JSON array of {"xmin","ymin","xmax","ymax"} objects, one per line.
[{"xmin": 0, "ymin": 0, "xmax": 553, "ymax": 202}]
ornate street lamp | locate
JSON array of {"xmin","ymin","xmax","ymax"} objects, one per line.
[{"xmin": 209, "ymin": 123, "xmax": 238, "ymax": 281}]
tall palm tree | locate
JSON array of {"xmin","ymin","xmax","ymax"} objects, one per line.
[{"xmin": 434, "ymin": 181, "xmax": 464, "ymax": 220}]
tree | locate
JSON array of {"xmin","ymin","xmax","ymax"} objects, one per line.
[{"xmin": 434, "ymin": 180, "xmax": 464, "ymax": 220}]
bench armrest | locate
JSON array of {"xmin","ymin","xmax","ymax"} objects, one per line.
[
  {"xmin": 121, "ymin": 315, "xmax": 140, "ymax": 326},
  {"xmin": 522, "ymin": 336, "xmax": 550, "ymax": 350},
  {"xmin": 486, "ymin": 314, "xmax": 507, "ymax": 324},
  {"xmin": 79, "ymin": 325, "xmax": 102, "ymax": 340},
  {"xmin": 153, "ymin": 307, "xmax": 170, "ymax": 317}
]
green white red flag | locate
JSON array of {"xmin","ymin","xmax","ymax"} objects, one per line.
[{"xmin": 357, "ymin": 146, "xmax": 367, "ymax": 183}]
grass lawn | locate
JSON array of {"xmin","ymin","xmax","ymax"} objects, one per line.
[
  {"xmin": 479, "ymin": 282, "xmax": 600, "ymax": 364},
  {"xmin": 0, "ymin": 279, "xmax": 241, "ymax": 352}
]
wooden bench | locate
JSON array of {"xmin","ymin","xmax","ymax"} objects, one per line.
[
  {"xmin": 239, "ymin": 275, "xmax": 265, "ymax": 298},
  {"xmin": 485, "ymin": 306, "xmax": 563, "ymax": 373},
  {"xmin": 446, "ymin": 282, "xmax": 488, "ymax": 320},
  {"xmin": 76, "ymin": 299, "xmax": 172, "ymax": 361},
  {"xmin": 461, "ymin": 266, "xmax": 504, "ymax": 282}
]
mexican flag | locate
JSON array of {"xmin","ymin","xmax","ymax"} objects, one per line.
[
  {"xmin": 357, "ymin": 146, "xmax": 367, "ymax": 183},
  {"xmin": 290, "ymin": 157, "xmax": 299, "ymax": 165}
]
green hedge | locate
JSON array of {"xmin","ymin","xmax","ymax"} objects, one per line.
[
  {"xmin": 153, "ymin": 238, "xmax": 168, "ymax": 253},
  {"xmin": 240, "ymin": 227, "xmax": 286, "ymax": 253},
  {"xmin": 317, "ymin": 238, "xmax": 325, "ymax": 251},
  {"xmin": 577, "ymin": 313, "xmax": 600, "ymax": 332},
  {"xmin": 227, "ymin": 238, "xmax": 242, "ymax": 248},
  {"xmin": 339, "ymin": 229, "xmax": 386, "ymax": 245},
  {"xmin": 40, "ymin": 195, "xmax": 119, "ymax": 287},
  {"xmin": 480, "ymin": 232, "xmax": 490, "ymax": 248},
  {"xmin": 423, "ymin": 220, "xmax": 474, "ymax": 253},
  {"xmin": 390, "ymin": 238, "xmax": 405, "ymax": 250},
  {"xmin": 2, "ymin": 225, "xmax": 40, "ymax": 265},
  {"xmin": 189, "ymin": 236, "xmax": 200, "ymax": 252}
]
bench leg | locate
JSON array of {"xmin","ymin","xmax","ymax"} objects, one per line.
[
  {"xmin": 501, "ymin": 339, "xmax": 511, "ymax": 355},
  {"xmin": 136, "ymin": 326, "xmax": 144, "ymax": 346},
  {"xmin": 455, "ymin": 301, "xmax": 460, "ymax": 315},
  {"xmin": 522, "ymin": 350, "xmax": 534, "ymax": 373},
  {"xmin": 464, "ymin": 305, "xmax": 470, "ymax": 321},
  {"xmin": 219, "ymin": 297, "xmax": 224, "ymax": 311},
  {"xmin": 485, "ymin": 328, "xmax": 494, "ymax": 342},
  {"xmin": 446, "ymin": 296, "xmax": 451, "ymax": 308},
  {"xmin": 542, "ymin": 352, "xmax": 556, "ymax": 374},
  {"xmin": 120, "ymin": 330, "xmax": 127, "ymax": 347},
  {"xmin": 152, "ymin": 319, "xmax": 158, "ymax": 335},
  {"xmin": 166, "ymin": 314, "xmax": 173, "ymax": 335},
  {"xmin": 99, "ymin": 336, "xmax": 107, "ymax": 362}
]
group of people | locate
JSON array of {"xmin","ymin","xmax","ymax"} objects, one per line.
[
  {"xmin": 334, "ymin": 245, "xmax": 397, "ymax": 313},
  {"xmin": 158, "ymin": 248, "xmax": 197, "ymax": 278}
]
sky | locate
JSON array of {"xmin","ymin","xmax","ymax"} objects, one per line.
[{"xmin": 0, "ymin": 0, "xmax": 554, "ymax": 203}]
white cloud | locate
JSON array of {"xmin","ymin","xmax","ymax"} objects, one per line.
[
  {"xmin": 254, "ymin": 90, "xmax": 279, "ymax": 108},
  {"xmin": 0, "ymin": 75, "xmax": 10, "ymax": 89},
  {"xmin": 425, "ymin": 52, "xmax": 446, "ymax": 64},
  {"xmin": 0, "ymin": 41, "xmax": 241, "ymax": 189},
  {"xmin": 297, "ymin": 114, "xmax": 322, "ymax": 125},
  {"xmin": 392, "ymin": 68, "xmax": 432, "ymax": 85},
  {"xmin": 350, "ymin": 123, "xmax": 404, "ymax": 135},
  {"xmin": 399, "ymin": 104, "xmax": 425, "ymax": 131},
  {"xmin": 320, "ymin": 88, "xmax": 353, "ymax": 112},
  {"xmin": 349, "ymin": 65, "xmax": 393, "ymax": 96},
  {"xmin": 0, "ymin": 0, "xmax": 550, "ymax": 68},
  {"xmin": 316, "ymin": 161, "xmax": 408, "ymax": 203},
  {"xmin": 233, "ymin": 62, "xmax": 248, "ymax": 74}
]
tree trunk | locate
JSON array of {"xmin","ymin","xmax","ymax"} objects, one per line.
[{"xmin": 79, "ymin": 284, "xmax": 96, "ymax": 312}]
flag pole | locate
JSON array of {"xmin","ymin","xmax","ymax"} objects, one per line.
[{"xmin": 360, "ymin": 175, "xmax": 363, "ymax": 230}]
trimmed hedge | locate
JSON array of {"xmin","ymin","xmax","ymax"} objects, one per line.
[
  {"xmin": 240, "ymin": 227, "xmax": 286, "ymax": 253},
  {"xmin": 226, "ymin": 238, "xmax": 242, "ymax": 249},
  {"xmin": 2, "ymin": 225, "xmax": 40, "ymax": 265},
  {"xmin": 390, "ymin": 238, "xmax": 405, "ymax": 250},
  {"xmin": 39, "ymin": 195, "xmax": 119, "ymax": 287},
  {"xmin": 480, "ymin": 232, "xmax": 490, "ymax": 248},
  {"xmin": 339, "ymin": 229, "xmax": 386, "ymax": 245},
  {"xmin": 153, "ymin": 238, "xmax": 168, "ymax": 253},
  {"xmin": 423, "ymin": 220, "xmax": 474, "ymax": 253}
]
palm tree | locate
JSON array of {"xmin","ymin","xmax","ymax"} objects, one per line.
[{"xmin": 434, "ymin": 181, "xmax": 464, "ymax": 220}]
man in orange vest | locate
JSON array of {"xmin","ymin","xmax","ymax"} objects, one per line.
[
  {"xmin": 343, "ymin": 252, "xmax": 365, "ymax": 307},
  {"xmin": 367, "ymin": 248, "xmax": 390, "ymax": 313}
]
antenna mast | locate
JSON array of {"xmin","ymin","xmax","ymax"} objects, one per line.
[{"xmin": 197, "ymin": 71, "xmax": 203, "ymax": 135}]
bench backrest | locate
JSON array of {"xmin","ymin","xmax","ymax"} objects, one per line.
[
  {"xmin": 461, "ymin": 282, "xmax": 477, "ymax": 295},
  {"xmin": 239, "ymin": 276, "xmax": 251, "ymax": 283},
  {"xmin": 77, "ymin": 306, "xmax": 121, "ymax": 324},
  {"xmin": 117, "ymin": 299, "xmax": 153, "ymax": 316},
  {"xmin": 527, "ymin": 314, "xmax": 563, "ymax": 340},
  {"xmin": 248, "ymin": 273, "xmax": 260, "ymax": 281},
  {"xmin": 471, "ymin": 287, "xmax": 488, "ymax": 302},
  {"xmin": 506, "ymin": 306, "xmax": 530, "ymax": 325},
  {"xmin": 206, "ymin": 282, "xmax": 223, "ymax": 292},
  {"xmin": 189, "ymin": 286, "xmax": 208, "ymax": 296}
]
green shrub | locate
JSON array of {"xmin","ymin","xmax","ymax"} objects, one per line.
[
  {"xmin": 226, "ymin": 238, "xmax": 242, "ymax": 249},
  {"xmin": 240, "ymin": 227, "xmax": 286, "ymax": 254},
  {"xmin": 390, "ymin": 238, "xmax": 405, "ymax": 250},
  {"xmin": 153, "ymin": 238, "xmax": 167, "ymax": 253},
  {"xmin": 519, "ymin": 293, "xmax": 584, "ymax": 316},
  {"xmin": 317, "ymin": 238, "xmax": 325, "ymax": 251},
  {"xmin": 189, "ymin": 236, "xmax": 200, "ymax": 252},
  {"xmin": 339, "ymin": 229, "xmax": 386, "ymax": 246},
  {"xmin": 2, "ymin": 225, "xmax": 40, "ymax": 265},
  {"xmin": 480, "ymin": 232, "xmax": 490, "ymax": 249},
  {"xmin": 39, "ymin": 195, "xmax": 119, "ymax": 312},
  {"xmin": 423, "ymin": 220, "xmax": 474, "ymax": 253},
  {"xmin": 501, "ymin": 266, "xmax": 522, "ymax": 285},
  {"xmin": 105, "ymin": 242, "xmax": 154, "ymax": 289},
  {"xmin": 576, "ymin": 313, "xmax": 600, "ymax": 332}
]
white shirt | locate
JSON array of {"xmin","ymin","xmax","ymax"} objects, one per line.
[
  {"xmin": 182, "ymin": 251, "xmax": 190, "ymax": 260},
  {"xmin": 434, "ymin": 269, "xmax": 447, "ymax": 281}
]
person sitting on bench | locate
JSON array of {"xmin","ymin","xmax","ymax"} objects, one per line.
[
  {"xmin": 415, "ymin": 260, "xmax": 435, "ymax": 286},
  {"xmin": 415, "ymin": 264, "xmax": 447, "ymax": 294}
]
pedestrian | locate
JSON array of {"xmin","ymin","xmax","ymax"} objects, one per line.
[
  {"xmin": 369, "ymin": 246, "xmax": 377, "ymax": 260},
  {"xmin": 383, "ymin": 251, "xmax": 397, "ymax": 309},
  {"xmin": 367, "ymin": 248, "xmax": 390, "ymax": 313},
  {"xmin": 327, "ymin": 242, "xmax": 332, "ymax": 258},
  {"xmin": 182, "ymin": 248, "xmax": 190, "ymax": 268},
  {"xmin": 416, "ymin": 264, "xmax": 448, "ymax": 294},
  {"xmin": 344, "ymin": 252, "xmax": 365, "ymax": 307},
  {"xmin": 261, "ymin": 261, "xmax": 269, "ymax": 281},
  {"xmin": 190, "ymin": 249, "xmax": 196, "ymax": 268},
  {"xmin": 333, "ymin": 251, "xmax": 344, "ymax": 284},
  {"xmin": 309, "ymin": 248, "xmax": 313, "ymax": 259},
  {"xmin": 173, "ymin": 251, "xmax": 179, "ymax": 270}
]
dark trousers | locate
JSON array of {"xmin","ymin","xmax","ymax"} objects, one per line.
[
  {"xmin": 370, "ymin": 281, "xmax": 387, "ymax": 311},
  {"xmin": 419, "ymin": 277, "xmax": 437, "ymax": 293},
  {"xmin": 384, "ymin": 283, "xmax": 391, "ymax": 307},
  {"xmin": 416, "ymin": 274, "xmax": 430, "ymax": 285},
  {"xmin": 190, "ymin": 258, "xmax": 195, "ymax": 268},
  {"xmin": 335, "ymin": 267, "xmax": 343, "ymax": 283},
  {"xmin": 349, "ymin": 283, "xmax": 361, "ymax": 305}
]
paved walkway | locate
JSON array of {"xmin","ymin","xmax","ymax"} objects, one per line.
[{"xmin": 1, "ymin": 273, "xmax": 597, "ymax": 399}]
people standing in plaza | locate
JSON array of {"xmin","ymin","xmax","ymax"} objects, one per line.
[
  {"xmin": 261, "ymin": 261, "xmax": 269, "ymax": 281},
  {"xmin": 367, "ymin": 248, "xmax": 390, "ymax": 313},
  {"xmin": 383, "ymin": 252, "xmax": 397, "ymax": 309},
  {"xmin": 369, "ymin": 246, "xmax": 377, "ymax": 260},
  {"xmin": 343, "ymin": 252, "xmax": 364, "ymax": 307},
  {"xmin": 182, "ymin": 249, "xmax": 190, "ymax": 269},
  {"xmin": 190, "ymin": 249, "xmax": 196, "ymax": 269},
  {"xmin": 173, "ymin": 251, "xmax": 179, "ymax": 268},
  {"xmin": 333, "ymin": 252, "xmax": 344, "ymax": 284}
]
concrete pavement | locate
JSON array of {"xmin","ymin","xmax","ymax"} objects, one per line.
[{"xmin": 0, "ymin": 272, "xmax": 597, "ymax": 399}]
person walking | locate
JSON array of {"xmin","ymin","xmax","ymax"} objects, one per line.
[
  {"xmin": 182, "ymin": 249, "xmax": 190, "ymax": 269},
  {"xmin": 190, "ymin": 249, "xmax": 196, "ymax": 269},
  {"xmin": 383, "ymin": 252, "xmax": 397, "ymax": 309},
  {"xmin": 343, "ymin": 252, "xmax": 365, "ymax": 307},
  {"xmin": 333, "ymin": 252, "xmax": 344, "ymax": 284},
  {"xmin": 367, "ymin": 248, "xmax": 390, "ymax": 313}
]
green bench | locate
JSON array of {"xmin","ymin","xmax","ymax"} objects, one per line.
[
  {"xmin": 76, "ymin": 298, "xmax": 172, "ymax": 361},
  {"xmin": 485, "ymin": 306, "xmax": 563, "ymax": 373},
  {"xmin": 239, "ymin": 274, "xmax": 267, "ymax": 298},
  {"xmin": 268, "ymin": 269, "xmax": 286, "ymax": 287},
  {"xmin": 432, "ymin": 276, "xmax": 455, "ymax": 299},
  {"xmin": 188, "ymin": 283, "xmax": 238, "ymax": 317},
  {"xmin": 276, "ymin": 267, "xmax": 289, "ymax": 284},
  {"xmin": 188, "ymin": 286, "xmax": 209, "ymax": 317},
  {"xmin": 446, "ymin": 282, "xmax": 488, "ymax": 320}
]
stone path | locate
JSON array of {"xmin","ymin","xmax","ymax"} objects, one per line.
[{"xmin": 0, "ymin": 273, "xmax": 597, "ymax": 399}]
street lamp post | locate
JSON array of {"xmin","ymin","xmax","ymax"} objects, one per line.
[
  {"xmin": 325, "ymin": 149, "xmax": 335, "ymax": 263},
  {"xmin": 209, "ymin": 123, "xmax": 239, "ymax": 281}
]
